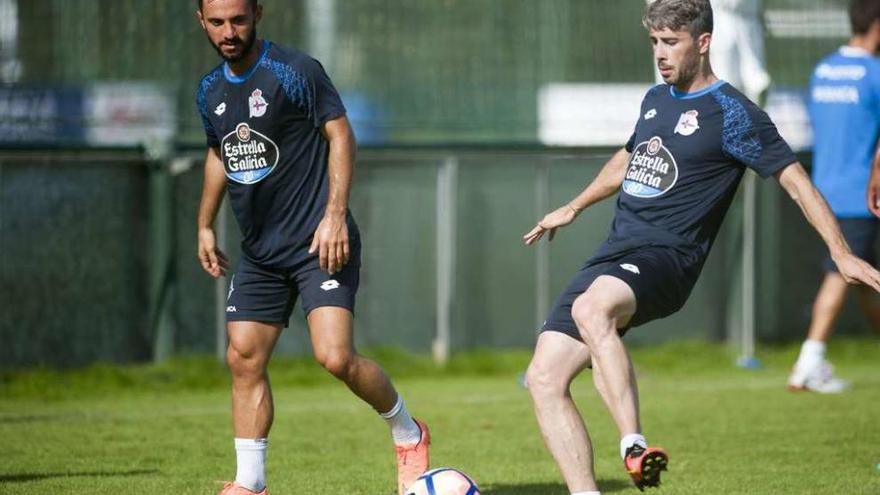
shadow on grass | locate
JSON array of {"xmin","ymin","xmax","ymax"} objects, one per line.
[
  {"xmin": 485, "ymin": 479, "xmax": 631, "ymax": 494},
  {"xmin": 0, "ymin": 413, "xmax": 80, "ymax": 424},
  {"xmin": 0, "ymin": 469, "xmax": 158, "ymax": 483}
]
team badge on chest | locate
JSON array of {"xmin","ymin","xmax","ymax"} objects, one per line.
[
  {"xmin": 248, "ymin": 88, "xmax": 269, "ymax": 118},
  {"xmin": 674, "ymin": 109, "xmax": 700, "ymax": 136}
]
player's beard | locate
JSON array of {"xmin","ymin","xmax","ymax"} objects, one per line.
[
  {"xmin": 669, "ymin": 53, "xmax": 700, "ymax": 88},
  {"xmin": 211, "ymin": 26, "xmax": 258, "ymax": 63}
]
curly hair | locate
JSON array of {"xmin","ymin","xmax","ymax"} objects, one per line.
[{"xmin": 643, "ymin": 0, "xmax": 714, "ymax": 38}]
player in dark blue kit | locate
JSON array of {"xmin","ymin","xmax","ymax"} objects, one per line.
[
  {"xmin": 194, "ymin": 1, "xmax": 429, "ymax": 494},
  {"xmin": 522, "ymin": 1, "xmax": 880, "ymax": 493}
]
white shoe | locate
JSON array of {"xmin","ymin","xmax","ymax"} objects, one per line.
[
  {"xmin": 787, "ymin": 363, "xmax": 811, "ymax": 390},
  {"xmin": 789, "ymin": 360, "xmax": 849, "ymax": 394}
]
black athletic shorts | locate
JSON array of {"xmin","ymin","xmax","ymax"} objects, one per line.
[
  {"xmin": 823, "ymin": 217, "xmax": 878, "ymax": 272},
  {"xmin": 542, "ymin": 246, "xmax": 701, "ymax": 339},
  {"xmin": 225, "ymin": 237, "xmax": 361, "ymax": 326}
]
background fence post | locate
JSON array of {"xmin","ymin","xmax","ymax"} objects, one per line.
[
  {"xmin": 535, "ymin": 159, "xmax": 550, "ymax": 333},
  {"xmin": 215, "ymin": 198, "xmax": 228, "ymax": 364},
  {"xmin": 738, "ymin": 171, "xmax": 759, "ymax": 368},
  {"xmin": 434, "ymin": 156, "xmax": 458, "ymax": 365},
  {"xmin": 148, "ymin": 161, "xmax": 176, "ymax": 363}
]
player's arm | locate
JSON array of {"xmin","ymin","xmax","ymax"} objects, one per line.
[
  {"xmin": 776, "ymin": 162, "xmax": 880, "ymax": 291},
  {"xmin": 523, "ymin": 147, "xmax": 630, "ymax": 245},
  {"xmin": 309, "ymin": 115, "xmax": 355, "ymax": 275},
  {"xmin": 867, "ymin": 142, "xmax": 880, "ymax": 217},
  {"xmin": 197, "ymin": 146, "xmax": 230, "ymax": 279}
]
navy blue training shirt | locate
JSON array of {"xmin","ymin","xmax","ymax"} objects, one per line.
[
  {"xmin": 197, "ymin": 40, "xmax": 353, "ymax": 268},
  {"xmin": 593, "ymin": 81, "xmax": 797, "ymax": 265}
]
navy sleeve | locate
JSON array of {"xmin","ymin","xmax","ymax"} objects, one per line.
[
  {"xmin": 627, "ymin": 85, "xmax": 659, "ymax": 152},
  {"xmin": 714, "ymin": 90, "xmax": 796, "ymax": 178},
  {"xmin": 265, "ymin": 54, "xmax": 346, "ymax": 128},
  {"xmin": 197, "ymin": 70, "xmax": 221, "ymax": 148},
  {"xmin": 625, "ymin": 130, "xmax": 636, "ymax": 152},
  {"xmin": 303, "ymin": 57, "xmax": 346, "ymax": 128},
  {"xmin": 198, "ymin": 106, "xmax": 220, "ymax": 148}
]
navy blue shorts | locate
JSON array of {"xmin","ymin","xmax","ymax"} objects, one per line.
[
  {"xmin": 823, "ymin": 217, "xmax": 878, "ymax": 272},
  {"xmin": 225, "ymin": 238, "xmax": 361, "ymax": 326},
  {"xmin": 542, "ymin": 246, "xmax": 701, "ymax": 339}
]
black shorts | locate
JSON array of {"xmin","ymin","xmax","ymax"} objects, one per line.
[
  {"xmin": 225, "ymin": 238, "xmax": 361, "ymax": 326},
  {"xmin": 542, "ymin": 246, "xmax": 701, "ymax": 340},
  {"xmin": 823, "ymin": 217, "xmax": 878, "ymax": 272}
]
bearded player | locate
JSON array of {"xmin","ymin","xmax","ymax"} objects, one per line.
[
  {"xmin": 523, "ymin": 1, "xmax": 880, "ymax": 493},
  {"xmin": 195, "ymin": 1, "xmax": 429, "ymax": 493}
]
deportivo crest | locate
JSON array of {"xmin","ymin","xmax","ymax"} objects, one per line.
[
  {"xmin": 674, "ymin": 109, "xmax": 700, "ymax": 136},
  {"xmin": 221, "ymin": 123, "xmax": 280, "ymax": 184},
  {"xmin": 248, "ymin": 88, "xmax": 268, "ymax": 118},
  {"xmin": 622, "ymin": 136, "xmax": 679, "ymax": 198}
]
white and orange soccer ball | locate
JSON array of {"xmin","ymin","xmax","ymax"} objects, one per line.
[{"xmin": 405, "ymin": 468, "xmax": 480, "ymax": 495}]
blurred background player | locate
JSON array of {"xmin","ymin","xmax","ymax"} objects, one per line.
[
  {"xmin": 706, "ymin": 0, "xmax": 769, "ymax": 103},
  {"xmin": 523, "ymin": 0, "xmax": 880, "ymax": 493},
  {"xmin": 649, "ymin": 0, "xmax": 769, "ymax": 102},
  {"xmin": 194, "ymin": 1, "xmax": 429, "ymax": 493},
  {"xmin": 0, "ymin": 0, "xmax": 20, "ymax": 83},
  {"xmin": 788, "ymin": 0, "xmax": 880, "ymax": 394}
]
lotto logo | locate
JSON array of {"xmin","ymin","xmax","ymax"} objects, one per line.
[
  {"xmin": 321, "ymin": 280, "xmax": 340, "ymax": 291},
  {"xmin": 620, "ymin": 264, "xmax": 640, "ymax": 275}
]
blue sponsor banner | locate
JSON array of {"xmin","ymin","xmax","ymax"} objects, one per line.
[
  {"xmin": 0, "ymin": 86, "xmax": 85, "ymax": 145},
  {"xmin": 622, "ymin": 180, "xmax": 663, "ymax": 197}
]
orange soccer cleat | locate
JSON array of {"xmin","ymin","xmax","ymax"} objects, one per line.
[
  {"xmin": 395, "ymin": 418, "xmax": 431, "ymax": 494},
  {"xmin": 217, "ymin": 482, "xmax": 268, "ymax": 495},
  {"xmin": 624, "ymin": 445, "xmax": 668, "ymax": 491}
]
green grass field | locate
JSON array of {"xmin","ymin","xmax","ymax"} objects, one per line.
[{"xmin": 1, "ymin": 340, "xmax": 879, "ymax": 494}]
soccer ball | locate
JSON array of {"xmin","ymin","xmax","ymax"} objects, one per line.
[{"xmin": 405, "ymin": 468, "xmax": 481, "ymax": 495}]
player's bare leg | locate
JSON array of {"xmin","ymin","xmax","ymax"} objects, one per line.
[
  {"xmin": 590, "ymin": 355, "xmax": 638, "ymax": 437},
  {"xmin": 229, "ymin": 321, "xmax": 283, "ymax": 438},
  {"xmin": 224, "ymin": 320, "xmax": 284, "ymax": 494},
  {"xmin": 309, "ymin": 306, "xmax": 399, "ymax": 412},
  {"xmin": 571, "ymin": 276, "xmax": 639, "ymax": 437},
  {"xmin": 308, "ymin": 306, "xmax": 428, "ymax": 494},
  {"xmin": 790, "ymin": 273, "xmax": 849, "ymax": 392},
  {"xmin": 526, "ymin": 331, "xmax": 598, "ymax": 492},
  {"xmin": 572, "ymin": 275, "xmax": 667, "ymax": 490},
  {"xmin": 807, "ymin": 273, "xmax": 848, "ymax": 343}
]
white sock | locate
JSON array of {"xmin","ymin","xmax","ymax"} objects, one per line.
[
  {"xmin": 235, "ymin": 438, "xmax": 268, "ymax": 492},
  {"xmin": 571, "ymin": 491, "xmax": 601, "ymax": 495},
  {"xmin": 620, "ymin": 433, "xmax": 647, "ymax": 459},
  {"xmin": 796, "ymin": 339, "xmax": 826, "ymax": 371},
  {"xmin": 379, "ymin": 396, "xmax": 422, "ymax": 445}
]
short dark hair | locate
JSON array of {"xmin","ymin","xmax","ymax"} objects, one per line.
[
  {"xmin": 197, "ymin": 0, "xmax": 257, "ymax": 11},
  {"xmin": 643, "ymin": 0, "xmax": 714, "ymax": 38},
  {"xmin": 850, "ymin": 0, "xmax": 880, "ymax": 35}
]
